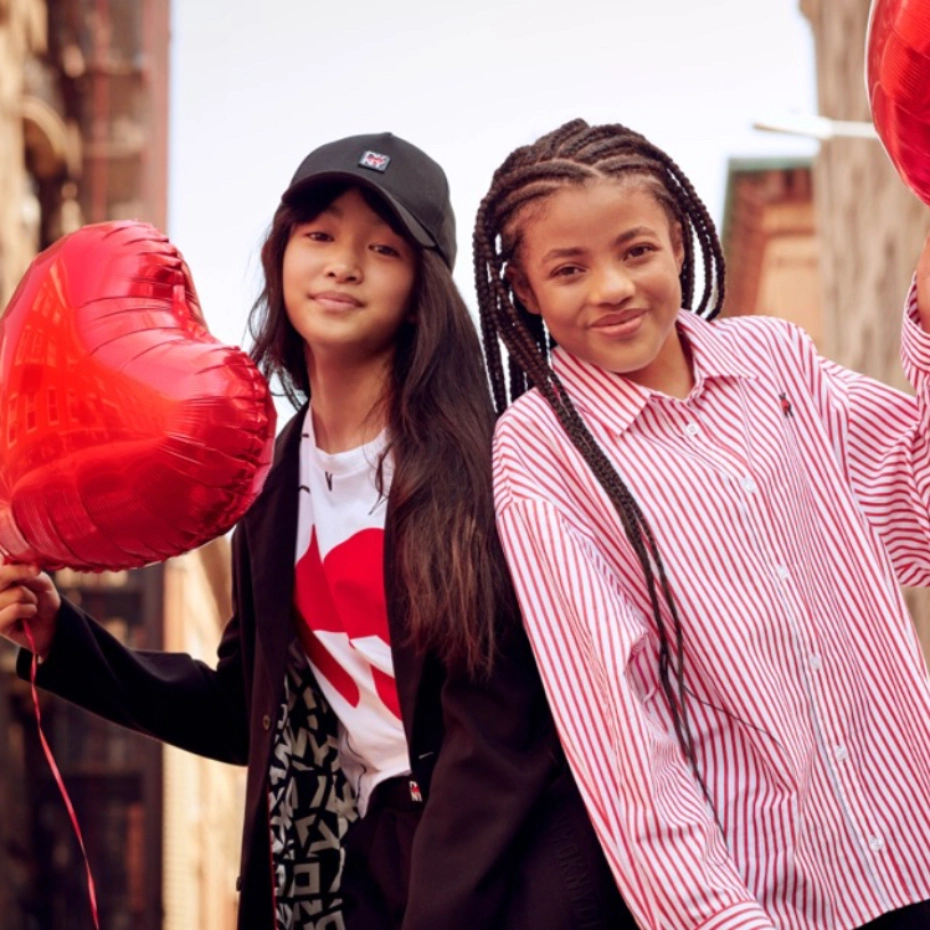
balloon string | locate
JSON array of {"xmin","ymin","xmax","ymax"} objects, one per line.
[{"xmin": 23, "ymin": 623, "xmax": 101, "ymax": 930}]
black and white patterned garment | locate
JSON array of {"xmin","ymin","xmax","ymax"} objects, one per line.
[{"xmin": 269, "ymin": 639, "xmax": 359, "ymax": 930}]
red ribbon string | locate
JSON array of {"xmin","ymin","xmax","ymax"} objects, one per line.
[{"xmin": 24, "ymin": 624, "xmax": 101, "ymax": 930}]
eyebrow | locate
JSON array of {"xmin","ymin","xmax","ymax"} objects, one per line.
[{"xmin": 540, "ymin": 226, "xmax": 658, "ymax": 265}]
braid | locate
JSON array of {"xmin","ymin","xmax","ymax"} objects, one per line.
[{"xmin": 474, "ymin": 118, "xmax": 727, "ymax": 814}]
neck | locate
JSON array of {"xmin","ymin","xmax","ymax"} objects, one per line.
[{"xmin": 306, "ymin": 349, "xmax": 392, "ymax": 453}]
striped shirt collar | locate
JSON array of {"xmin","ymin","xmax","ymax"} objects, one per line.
[{"xmin": 550, "ymin": 310, "xmax": 759, "ymax": 435}]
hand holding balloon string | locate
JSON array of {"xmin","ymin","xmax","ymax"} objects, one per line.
[{"xmin": 0, "ymin": 561, "xmax": 60, "ymax": 659}]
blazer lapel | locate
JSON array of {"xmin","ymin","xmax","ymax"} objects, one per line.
[{"xmin": 243, "ymin": 407, "xmax": 305, "ymax": 685}]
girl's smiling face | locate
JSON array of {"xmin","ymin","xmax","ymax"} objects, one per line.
[
  {"xmin": 283, "ymin": 186, "xmax": 417, "ymax": 369},
  {"xmin": 508, "ymin": 178, "xmax": 693, "ymax": 397}
]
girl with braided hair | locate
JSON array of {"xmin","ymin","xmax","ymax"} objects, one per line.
[{"xmin": 474, "ymin": 118, "xmax": 930, "ymax": 930}]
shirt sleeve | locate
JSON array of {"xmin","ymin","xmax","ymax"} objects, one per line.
[
  {"xmin": 785, "ymin": 279, "xmax": 930, "ymax": 586},
  {"xmin": 495, "ymin": 489, "xmax": 775, "ymax": 930}
]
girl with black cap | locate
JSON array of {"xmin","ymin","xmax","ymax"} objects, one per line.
[{"xmin": 0, "ymin": 132, "xmax": 634, "ymax": 930}]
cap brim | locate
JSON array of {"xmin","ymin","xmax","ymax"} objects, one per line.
[{"xmin": 281, "ymin": 170, "xmax": 437, "ymax": 253}]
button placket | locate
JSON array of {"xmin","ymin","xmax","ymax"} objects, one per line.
[
  {"xmin": 655, "ymin": 391, "xmax": 749, "ymax": 488},
  {"xmin": 655, "ymin": 401, "xmax": 701, "ymax": 446}
]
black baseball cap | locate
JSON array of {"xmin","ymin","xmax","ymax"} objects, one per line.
[{"xmin": 281, "ymin": 132, "xmax": 456, "ymax": 270}]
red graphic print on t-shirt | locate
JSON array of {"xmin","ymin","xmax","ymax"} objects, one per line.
[{"xmin": 294, "ymin": 526, "xmax": 401, "ymax": 719}]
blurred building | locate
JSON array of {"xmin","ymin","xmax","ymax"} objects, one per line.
[
  {"xmin": 161, "ymin": 542, "xmax": 243, "ymax": 930},
  {"xmin": 721, "ymin": 0, "xmax": 929, "ymax": 661},
  {"xmin": 801, "ymin": 0, "xmax": 928, "ymax": 385},
  {"xmin": 0, "ymin": 2, "xmax": 243, "ymax": 928},
  {"xmin": 0, "ymin": 0, "xmax": 51, "ymax": 308},
  {"xmin": 1, "ymin": 0, "xmax": 169, "ymax": 307},
  {"xmin": 721, "ymin": 157, "xmax": 821, "ymax": 344}
]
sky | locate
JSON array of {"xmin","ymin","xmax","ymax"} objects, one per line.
[{"xmin": 168, "ymin": 0, "xmax": 818, "ymax": 364}]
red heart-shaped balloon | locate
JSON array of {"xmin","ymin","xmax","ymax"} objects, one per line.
[
  {"xmin": 0, "ymin": 221, "xmax": 276, "ymax": 571},
  {"xmin": 867, "ymin": 0, "xmax": 930, "ymax": 204}
]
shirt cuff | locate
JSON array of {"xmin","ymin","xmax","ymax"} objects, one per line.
[{"xmin": 693, "ymin": 901, "xmax": 777, "ymax": 930}]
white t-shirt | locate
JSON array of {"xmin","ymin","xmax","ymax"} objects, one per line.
[{"xmin": 293, "ymin": 410, "xmax": 410, "ymax": 815}]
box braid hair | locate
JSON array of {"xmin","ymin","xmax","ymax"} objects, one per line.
[{"xmin": 473, "ymin": 118, "xmax": 726, "ymax": 811}]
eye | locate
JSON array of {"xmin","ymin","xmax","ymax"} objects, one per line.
[
  {"xmin": 302, "ymin": 229, "xmax": 333, "ymax": 243},
  {"xmin": 551, "ymin": 264, "xmax": 584, "ymax": 279},
  {"xmin": 625, "ymin": 243, "xmax": 657, "ymax": 260},
  {"xmin": 371, "ymin": 243, "xmax": 401, "ymax": 257}
]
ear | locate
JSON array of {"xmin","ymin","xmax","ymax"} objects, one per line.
[{"xmin": 505, "ymin": 263, "xmax": 541, "ymax": 316}]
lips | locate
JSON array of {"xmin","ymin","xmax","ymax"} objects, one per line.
[
  {"xmin": 591, "ymin": 309, "xmax": 647, "ymax": 338},
  {"xmin": 592, "ymin": 309, "xmax": 646, "ymax": 328},
  {"xmin": 312, "ymin": 290, "xmax": 362, "ymax": 311}
]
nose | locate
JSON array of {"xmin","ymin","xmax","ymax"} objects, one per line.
[
  {"xmin": 324, "ymin": 246, "xmax": 362, "ymax": 283},
  {"xmin": 591, "ymin": 263, "xmax": 635, "ymax": 305}
]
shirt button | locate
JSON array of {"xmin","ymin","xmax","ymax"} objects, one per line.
[
  {"xmin": 809, "ymin": 655, "xmax": 823, "ymax": 671},
  {"xmin": 262, "ymin": 714, "xmax": 272, "ymax": 731},
  {"xmin": 869, "ymin": 836, "xmax": 885, "ymax": 852},
  {"xmin": 741, "ymin": 477, "xmax": 757, "ymax": 494},
  {"xmin": 834, "ymin": 745, "xmax": 849, "ymax": 762},
  {"xmin": 776, "ymin": 565, "xmax": 790, "ymax": 580},
  {"xmin": 684, "ymin": 423, "xmax": 699, "ymax": 437}
]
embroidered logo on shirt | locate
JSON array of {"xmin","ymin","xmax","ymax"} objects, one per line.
[
  {"xmin": 779, "ymin": 392, "xmax": 793, "ymax": 418},
  {"xmin": 325, "ymin": 471, "xmax": 333, "ymax": 491},
  {"xmin": 358, "ymin": 151, "xmax": 390, "ymax": 172}
]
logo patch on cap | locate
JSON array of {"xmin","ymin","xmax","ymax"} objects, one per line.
[{"xmin": 359, "ymin": 150, "xmax": 391, "ymax": 173}]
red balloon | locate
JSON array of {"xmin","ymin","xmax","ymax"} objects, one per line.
[
  {"xmin": 0, "ymin": 221, "xmax": 276, "ymax": 571},
  {"xmin": 867, "ymin": 0, "xmax": 930, "ymax": 204}
]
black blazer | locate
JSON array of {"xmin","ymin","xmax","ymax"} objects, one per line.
[{"xmin": 18, "ymin": 410, "xmax": 633, "ymax": 930}]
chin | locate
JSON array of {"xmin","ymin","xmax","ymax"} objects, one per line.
[{"xmin": 596, "ymin": 347, "xmax": 658, "ymax": 376}]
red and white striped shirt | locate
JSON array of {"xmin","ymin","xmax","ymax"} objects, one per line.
[{"xmin": 493, "ymin": 289, "xmax": 930, "ymax": 930}]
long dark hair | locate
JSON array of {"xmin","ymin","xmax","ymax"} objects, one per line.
[
  {"xmin": 473, "ymin": 119, "xmax": 726, "ymax": 802},
  {"xmin": 250, "ymin": 182, "xmax": 513, "ymax": 677}
]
